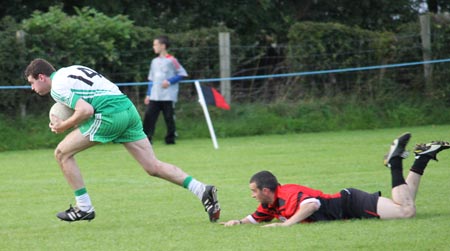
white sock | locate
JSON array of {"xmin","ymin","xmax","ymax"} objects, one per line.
[
  {"xmin": 188, "ymin": 178, "xmax": 206, "ymax": 200},
  {"xmin": 76, "ymin": 193, "xmax": 93, "ymax": 212}
]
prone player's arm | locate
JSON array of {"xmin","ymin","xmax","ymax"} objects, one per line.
[
  {"xmin": 263, "ymin": 201, "xmax": 319, "ymax": 227},
  {"xmin": 220, "ymin": 217, "xmax": 252, "ymax": 227},
  {"xmin": 50, "ymin": 99, "xmax": 94, "ymax": 133}
]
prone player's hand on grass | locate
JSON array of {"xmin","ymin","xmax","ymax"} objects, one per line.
[{"xmin": 220, "ymin": 220, "xmax": 241, "ymax": 227}]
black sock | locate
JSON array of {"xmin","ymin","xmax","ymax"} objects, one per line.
[
  {"xmin": 389, "ymin": 157, "xmax": 406, "ymax": 188},
  {"xmin": 410, "ymin": 156, "xmax": 431, "ymax": 176}
]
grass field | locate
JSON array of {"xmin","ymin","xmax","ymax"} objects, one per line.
[{"xmin": 1, "ymin": 125, "xmax": 449, "ymax": 251}]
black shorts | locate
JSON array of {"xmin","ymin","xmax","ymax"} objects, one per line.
[{"xmin": 340, "ymin": 188, "xmax": 380, "ymax": 219}]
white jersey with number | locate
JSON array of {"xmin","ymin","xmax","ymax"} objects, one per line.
[{"xmin": 50, "ymin": 65, "xmax": 132, "ymax": 114}]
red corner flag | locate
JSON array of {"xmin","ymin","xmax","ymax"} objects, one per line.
[{"xmin": 200, "ymin": 85, "xmax": 230, "ymax": 110}]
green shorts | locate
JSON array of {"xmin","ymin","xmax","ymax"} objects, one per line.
[{"xmin": 79, "ymin": 105, "xmax": 146, "ymax": 143}]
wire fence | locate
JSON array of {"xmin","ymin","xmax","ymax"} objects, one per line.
[{"xmin": 2, "ymin": 28, "xmax": 450, "ymax": 118}]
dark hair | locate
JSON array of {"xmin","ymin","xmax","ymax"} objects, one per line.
[
  {"xmin": 24, "ymin": 58, "xmax": 56, "ymax": 79},
  {"xmin": 249, "ymin": 170, "xmax": 279, "ymax": 192},
  {"xmin": 155, "ymin": 35, "xmax": 170, "ymax": 49}
]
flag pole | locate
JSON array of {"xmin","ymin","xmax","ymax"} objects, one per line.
[{"xmin": 194, "ymin": 81, "xmax": 219, "ymax": 149}]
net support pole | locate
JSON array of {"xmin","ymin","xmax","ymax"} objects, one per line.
[
  {"xmin": 194, "ymin": 81, "xmax": 219, "ymax": 149},
  {"xmin": 219, "ymin": 32, "xmax": 231, "ymax": 105}
]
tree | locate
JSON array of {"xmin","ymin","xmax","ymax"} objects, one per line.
[
  {"xmin": 1, "ymin": 0, "xmax": 424, "ymax": 44},
  {"xmin": 426, "ymin": 0, "xmax": 450, "ymax": 13}
]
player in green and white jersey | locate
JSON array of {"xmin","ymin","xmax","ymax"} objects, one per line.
[{"xmin": 24, "ymin": 58, "xmax": 220, "ymax": 222}]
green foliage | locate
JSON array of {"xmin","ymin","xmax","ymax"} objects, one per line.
[
  {"xmin": 1, "ymin": 6, "xmax": 243, "ymax": 115},
  {"xmin": 0, "ymin": 16, "xmax": 28, "ymax": 112},
  {"xmin": 287, "ymin": 22, "xmax": 396, "ymax": 70},
  {"xmin": 2, "ymin": 5, "xmax": 450, "ymax": 144},
  {"xmin": 286, "ymin": 22, "xmax": 399, "ymax": 98},
  {"xmin": 300, "ymin": 0, "xmax": 420, "ymax": 31},
  {"xmin": 0, "ymin": 0, "xmax": 438, "ymax": 42},
  {"xmin": 22, "ymin": 6, "xmax": 134, "ymax": 74},
  {"xmin": 13, "ymin": 6, "xmax": 154, "ymax": 114},
  {"xmin": 428, "ymin": 13, "xmax": 450, "ymax": 101}
]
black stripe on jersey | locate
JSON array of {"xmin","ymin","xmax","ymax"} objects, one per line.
[{"xmin": 68, "ymin": 75, "xmax": 93, "ymax": 86}]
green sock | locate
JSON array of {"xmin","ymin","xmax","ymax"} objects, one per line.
[
  {"xmin": 74, "ymin": 187, "xmax": 87, "ymax": 196},
  {"xmin": 183, "ymin": 176, "xmax": 193, "ymax": 189}
]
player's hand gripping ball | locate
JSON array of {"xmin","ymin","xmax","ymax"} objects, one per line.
[{"xmin": 49, "ymin": 102, "xmax": 74, "ymax": 125}]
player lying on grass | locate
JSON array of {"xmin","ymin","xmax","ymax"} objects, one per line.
[
  {"xmin": 221, "ymin": 133, "xmax": 449, "ymax": 227},
  {"xmin": 24, "ymin": 58, "xmax": 220, "ymax": 222}
]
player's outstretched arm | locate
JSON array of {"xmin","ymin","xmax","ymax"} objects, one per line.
[{"xmin": 220, "ymin": 217, "xmax": 251, "ymax": 227}]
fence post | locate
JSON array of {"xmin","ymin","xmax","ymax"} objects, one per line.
[
  {"xmin": 16, "ymin": 30, "xmax": 27, "ymax": 119},
  {"xmin": 219, "ymin": 32, "xmax": 231, "ymax": 104},
  {"xmin": 419, "ymin": 14, "xmax": 432, "ymax": 91}
]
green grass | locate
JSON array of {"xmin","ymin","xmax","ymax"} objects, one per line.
[{"xmin": 1, "ymin": 125, "xmax": 450, "ymax": 250}]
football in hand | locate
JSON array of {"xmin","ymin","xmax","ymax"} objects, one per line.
[{"xmin": 49, "ymin": 102, "xmax": 74, "ymax": 124}]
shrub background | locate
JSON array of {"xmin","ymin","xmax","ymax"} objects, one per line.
[{"xmin": 0, "ymin": 7, "xmax": 449, "ymax": 151}]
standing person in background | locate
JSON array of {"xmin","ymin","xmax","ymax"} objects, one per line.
[{"xmin": 143, "ymin": 35, "xmax": 188, "ymax": 145}]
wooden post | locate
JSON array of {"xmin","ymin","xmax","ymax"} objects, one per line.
[
  {"xmin": 219, "ymin": 32, "xmax": 231, "ymax": 104},
  {"xmin": 419, "ymin": 14, "xmax": 432, "ymax": 90},
  {"xmin": 16, "ymin": 30, "xmax": 27, "ymax": 119}
]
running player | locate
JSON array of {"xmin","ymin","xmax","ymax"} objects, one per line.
[
  {"xmin": 221, "ymin": 133, "xmax": 449, "ymax": 227},
  {"xmin": 24, "ymin": 58, "xmax": 220, "ymax": 222}
]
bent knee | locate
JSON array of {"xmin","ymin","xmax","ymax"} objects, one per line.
[
  {"xmin": 144, "ymin": 160, "xmax": 162, "ymax": 177},
  {"xmin": 405, "ymin": 208, "xmax": 416, "ymax": 218},
  {"xmin": 54, "ymin": 145, "xmax": 69, "ymax": 164},
  {"xmin": 400, "ymin": 206, "xmax": 416, "ymax": 218}
]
